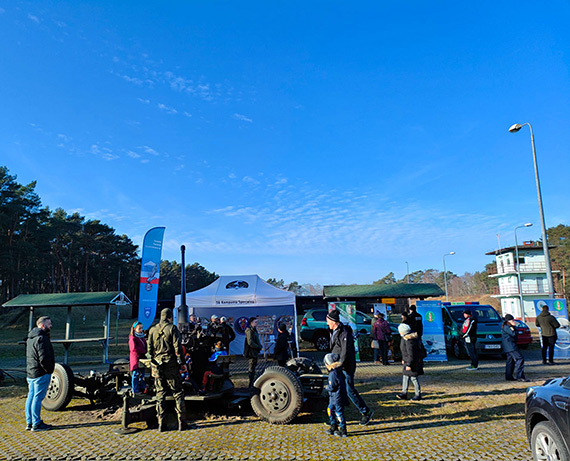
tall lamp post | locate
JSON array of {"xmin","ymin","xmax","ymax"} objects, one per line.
[
  {"xmin": 514, "ymin": 223, "xmax": 533, "ymax": 322},
  {"xmin": 443, "ymin": 252, "xmax": 455, "ymax": 302},
  {"xmin": 509, "ymin": 123, "xmax": 555, "ymax": 297},
  {"xmin": 405, "ymin": 261, "xmax": 410, "ymax": 283}
]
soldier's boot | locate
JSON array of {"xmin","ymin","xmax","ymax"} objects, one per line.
[
  {"xmin": 157, "ymin": 418, "xmax": 166, "ymax": 432},
  {"xmin": 248, "ymin": 372, "xmax": 255, "ymax": 388},
  {"xmin": 178, "ymin": 418, "xmax": 188, "ymax": 431}
]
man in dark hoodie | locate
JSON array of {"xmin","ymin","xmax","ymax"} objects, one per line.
[
  {"xmin": 535, "ymin": 304, "xmax": 561, "ymax": 365},
  {"xmin": 26, "ymin": 316, "xmax": 55, "ymax": 431}
]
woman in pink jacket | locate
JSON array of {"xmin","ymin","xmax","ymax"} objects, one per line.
[{"xmin": 129, "ymin": 321, "xmax": 147, "ymax": 393}]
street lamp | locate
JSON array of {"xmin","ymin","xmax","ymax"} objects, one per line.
[
  {"xmin": 509, "ymin": 123, "xmax": 555, "ymax": 297},
  {"xmin": 405, "ymin": 261, "xmax": 410, "ymax": 284},
  {"xmin": 514, "ymin": 223, "xmax": 533, "ymax": 322},
  {"xmin": 443, "ymin": 252, "xmax": 455, "ymax": 302}
]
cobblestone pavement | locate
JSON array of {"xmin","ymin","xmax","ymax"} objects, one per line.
[{"xmin": 1, "ymin": 352, "xmax": 565, "ymax": 460}]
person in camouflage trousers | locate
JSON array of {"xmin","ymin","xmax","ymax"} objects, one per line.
[{"xmin": 148, "ymin": 308, "xmax": 187, "ymax": 431}]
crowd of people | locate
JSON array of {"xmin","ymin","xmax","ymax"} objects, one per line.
[{"xmin": 23, "ymin": 302, "xmax": 564, "ymax": 435}]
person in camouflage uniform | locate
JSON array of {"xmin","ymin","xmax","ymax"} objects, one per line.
[
  {"xmin": 148, "ymin": 308, "xmax": 187, "ymax": 431},
  {"xmin": 244, "ymin": 317, "xmax": 263, "ymax": 388}
]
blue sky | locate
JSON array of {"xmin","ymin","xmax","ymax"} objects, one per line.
[{"xmin": 1, "ymin": 2, "xmax": 569, "ymax": 285}]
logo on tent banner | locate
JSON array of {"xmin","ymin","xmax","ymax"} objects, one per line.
[
  {"xmin": 226, "ymin": 280, "xmax": 249, "ymax": 290},
  {"xmin": 235, "ymin": 317, "xmax": 249, "ymax": 334}
]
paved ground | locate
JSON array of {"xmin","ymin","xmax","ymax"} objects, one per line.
[{"xmin": 1, "ymin": 350, "xmax": 566, "ymax": 460}]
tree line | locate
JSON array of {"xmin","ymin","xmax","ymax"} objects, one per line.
[
  {"xmin": 2, "ymin": 164, "xmax": 568, "ymax": 304},
  {"xmin": 0, "ymin": 166, "xmax": 218, "ymax": 305}
]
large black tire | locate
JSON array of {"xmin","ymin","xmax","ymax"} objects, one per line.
[
  {"xmin": 531, "ymin": 420, "xmax": 570, "ymax": 461},
  {"xmin": 285, "ymin": 357, "xmax": 322, "ymax": 375},
  {"xmin": 251, "ymin": 366, "xmax": 304, "ymax": 424},
  {"xmin": 42, "ymin": 363, "xmax": 74, "ymax": 411},
  {"xmin": 313, "ymin": 332, "xmax": 330, "ymax": 352}
]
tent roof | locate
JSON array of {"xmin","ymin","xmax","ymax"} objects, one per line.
[
  {"xmin": 2, "ymin": 291, "xmax": 131, "ymax": 308},
  {"xmin": 323, "ymin": 283, "xmax": 444, "ymax": 298},
  {"xmin": 180, "ymin": 275, "xmax": 295, "ymax": 308}
]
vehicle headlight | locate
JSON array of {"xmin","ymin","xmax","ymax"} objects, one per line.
[{"xmin": 526, "ymin": 387, "xmax": 535, "ymax": 397}]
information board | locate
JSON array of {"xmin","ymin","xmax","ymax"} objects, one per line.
[{"xmin": 416, "ymin": 300, "xmax": 448, "ymax": 362}]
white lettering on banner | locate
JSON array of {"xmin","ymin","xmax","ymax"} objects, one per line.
[{"xmin": 216, "ymin": 300, "xmax": 255, "ymax": 305}]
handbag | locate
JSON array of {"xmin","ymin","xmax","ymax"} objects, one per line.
[{"xmin": 371, "ymin": 340, "xmax": 380, "ymax": 349}]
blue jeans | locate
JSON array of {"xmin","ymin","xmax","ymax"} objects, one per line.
[
  {"xmin": 132, "ymin": 369, "xmax": 146, "ymax": 393},
  {"xmin": 25, "ymin": 374, "xmax": 51, "ymax": 427},
  {"xmin": 402, "ymin": 375, "xmax": 421, "ymax": 396},
  {"xmin": 342, "ymin": 370, "xmax": 369, "ymax": 415},
  {"xmin": 328, "ymin": 404, "xmax": 346, "ymax": 429}
]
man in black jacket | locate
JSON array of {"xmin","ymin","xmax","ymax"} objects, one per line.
[
  {"xmin": 462, "ymin": 309, "xmax": 479, "ymax": 370},
  {"xmin": 326, "ymin": 309, "xmax": 373, "ymax": 425},
  {"xmin": 26, "ymin": 316, "xmax": 55, "ymax": 431},
  {"xmin": 407, "ymin": 305, "xmax": 423, "ymax": 339},
  {"xmin": 502, "ymin": 314, "xmax": 527, "ymax": 382},
  {"xmin": 219, "ymin": 316, "xmax": 236, "ymax": 353}
]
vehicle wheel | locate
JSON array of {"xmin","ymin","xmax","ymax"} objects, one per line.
[
  {"xmin": 531, "ymin": 421, "xmax": 570, "ymax": 461},
  {"xmin": 43, "ymin": 363, "xmax": 74, "ymax": 411},
  {"xmin": 285, "ymin": 357, "xmax": 322, "ymax": 374},
  {"xmin": 251, "ymin": 366, "xmax": 304, "ymax": 424},
  {"xmin": 452, "ymin": 340, "xmax": 466, "ymax": 359},
  {"xmin": 313, "ymin": 333, "xmax": 330, "ymax": 352}
]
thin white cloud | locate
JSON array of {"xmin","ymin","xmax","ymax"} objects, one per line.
[
  {"xmin": 157, "ymin": 103, "xmax": 178, "ymax": 114},
  {"xmin": 242, "ymin": 176, "xmax": 260, "ymax": 185},
  {"xmin": 183, "ymin": 111, "xmax": 192, "ymax": 118},
  {"xmin": 233, "ymin": 113, "xmax": 253, "ymax": 123},
  {"xmin": 122, "ymin": 75, "xmax": 143, "ymax": 85},
  {"xmin": 138, "ymin": 98, "xmax": 150, "ymax": 104},
  {"xmin": 127, "ymin": 150, "xmax": 141, "ymax": 159},
  {"xmin": 28, "ymin": 14, "xmax": 40, "ymax": 23},
  {"xmin": 90, "ymin": 143, "xmax": 118, "ymax": 161},
  {"xmin": 141, "ymin": 146, "xmax": 160, "ymax": 156}
]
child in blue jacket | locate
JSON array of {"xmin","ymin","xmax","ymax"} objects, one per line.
[{"xmin": 324, "ymin": 352, "xmax": 349, "ymax": 437}]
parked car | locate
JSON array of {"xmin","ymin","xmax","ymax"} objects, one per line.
[
  {"xmin": 300, "ymin": 308, "xmax": 373, "ymax": 351},
  {"xmin": 441, "ymin": 302, "xmax": 503, "ymax": 359},
  {"xmin": 526, "ymin": 376, "xmax": 570, "ymax": 460},
  {"xmin": 514, "ymin": 319, "xmax": 533, "ymax": 348},
  {"xmin": 300, "ymin": 308, "xmax": 401, "ymax": 355}
]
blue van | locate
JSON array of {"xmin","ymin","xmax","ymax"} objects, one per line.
[{"xmin": 441, "ymin": 302, "xmax": 503, "ymax": 359}]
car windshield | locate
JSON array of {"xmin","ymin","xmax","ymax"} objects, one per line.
[{"xmin": 449, "ymin": 306, "xmax": 501, "ymax": 323}]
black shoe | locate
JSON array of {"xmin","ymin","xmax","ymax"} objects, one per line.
[
  {"xmin": 31, "ymin": 422, "xmax": 52, "ymax": 432},
  {"xmin": 334, "ymin": 427, "xmax": 348, "ymax": 437},
  {"xmin": 548, "ymin": 362, "xmax": 555, "ymax": 365},
  {"xmin": 517, "ymin": 378, "xmax": 530, "ymax": 382},
  {"xmin": 411, "ymin": 394, "xmax": 422, "ymax": 401},
  {"xmin": 359, "ymin": 409, "xmax": 373, "ymax": 426},
  {"xmin": 506, "ymin": 377, "xmax": 516, "ymax": 381},
  {"xmin": 396, "ymin": 393, "xmax": 408, "ymax": 400},
  {"xmin": 26, "ymin": 424, "xmax": 32, "ymax": 431},
  {"xmin": 542, "ymin": 361, "xmax": 547, "ymax": 365},
  {"xmin": 326, "ymin": 425, "xmax": 338, "ymax": 435}
]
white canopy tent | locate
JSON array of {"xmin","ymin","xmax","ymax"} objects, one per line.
[{"xmin": 174, "ymin": 275, "xmax": 298, "ymax": 356}]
